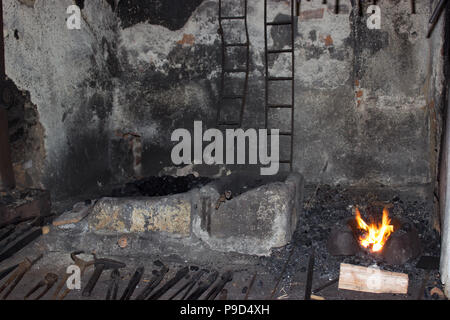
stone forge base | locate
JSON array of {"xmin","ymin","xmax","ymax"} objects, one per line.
[{"xmin": 43, "ymin": 172, "xmax": 304, "ymax": 257}]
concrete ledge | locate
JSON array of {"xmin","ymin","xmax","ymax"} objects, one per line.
[{"xmin": 45, "ymin": 172, "xmax": 304, "ymax": 257}]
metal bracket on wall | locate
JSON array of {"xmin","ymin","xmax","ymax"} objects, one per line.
[
  {"xmin": 216, "ymin": 0, "xmax": 250, "ymax": 127},
  {"xmin": 264, "ymin": 0, "xmax": 295, "ymax": 172}
]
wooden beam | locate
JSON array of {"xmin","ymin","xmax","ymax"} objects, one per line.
[{"xmin": 338, "ymin": 263, "xmax": 409, "ymax": 294}]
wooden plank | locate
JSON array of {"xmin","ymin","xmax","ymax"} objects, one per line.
[{"xmin": 338, "ymin": 263, "xmax": 409, "ymax": 294}]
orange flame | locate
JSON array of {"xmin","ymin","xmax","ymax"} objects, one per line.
[{"xmin": 355, "ymin": 207, "xmax": 394, "ymax": 252}]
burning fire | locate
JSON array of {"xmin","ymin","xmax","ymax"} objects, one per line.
[{"xmin": 355, "ymin": 207, "xmax": 394, "ymax": 252}]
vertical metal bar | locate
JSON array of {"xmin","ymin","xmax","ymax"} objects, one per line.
[
  {"xmin": 0, "ymin": 0, "xmax": 16, "ymax": 190},
  {"xmin": 427, "ymin": 0, "xmax": 449, "ymax": 38},
  {"xmin": 264, "ymin": 0, "xmax": 268, "ymax": 129},
  {"xmin": 216, "ymin": 0, "xmax": 225, "ymax": 125},
  {"xmin": 304, "ymin": 248, "xmax": 315, "ymax": 300},
  {"xmin": 239, "ymin": 0, "xmax": 250, "ymax": 127},
  {"xmin": 290, "ymin": 0, "xmax": 295, "ymax": 172}
]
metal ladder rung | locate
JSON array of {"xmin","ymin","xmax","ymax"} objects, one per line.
[
  {"xmin": 267, "ymin": 49, "xmax": 293, "ymax": 54},
  {"xmin": 218, "ymin": 122, "xmax": 240, "ymax": 126},
  {"xmin": 268, "ymin": 131, "xmax": 292, "ymax": 136},
  {"xmin": 268, "ymin": 104, "xmax": 292, "ymax": 108},
  {"xmin": 267, "ymin": 21, "xmax": 292, "ymax": 26},
  {"xmin": 225, "ymin": 43, "xmax": 248, "ymax": 47},
  {"xmin": 268, "ymin": 77, "xmax": 293, "ymax": 81},
  {"xmin": 222, "ymin": 95, "xmax": 244, "ymax": 99},
  {"xmin": 223, "ymin": 68, "xmax": 247, "ymax": 73},
  {"xmin": 220, "ymin": 16, "xmax": 246, "ymax": 20}
]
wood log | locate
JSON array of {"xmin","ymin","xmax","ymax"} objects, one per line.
[{"xmin": 338, "ymin": 263, "xmax": 408, "ymax": 294}]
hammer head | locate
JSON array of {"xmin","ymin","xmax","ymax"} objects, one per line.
[
  {"xmin": 71, "ymin": 251, "xmax": 95, "ymax": 269},
  {"xmin": 44, "ymin": 273, "xmax": 59, "ymax": 284}
]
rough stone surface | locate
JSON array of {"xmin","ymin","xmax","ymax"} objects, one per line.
[
  {"xmin": 3, "ymin": 0, "xmax": 118, "ymax": 198},
  {"xmin": 192, "ymin": 172, "xmax": 304, "ymax": 256},
  {"xmin": 3, "ymin": 80, "xmax": 45, "ymax": 189},
  {"xmin": 87, "ymin": 194, "xmax": 193, "ymax": 237}
]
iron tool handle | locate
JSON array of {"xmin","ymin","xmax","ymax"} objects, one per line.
[{"xmin": 82, "ymin": 264, "xmax": 105, "ymax": 297}]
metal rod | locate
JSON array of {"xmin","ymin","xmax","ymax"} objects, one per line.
[
  {"xmin": 264, "ymin": 0, "xmax": 268, "ymax": 129},
  {"xmin": 290, "ymin": 0, "xmax": 295, "ymax": 172},
  {"xmin": 244, "ymin": 272, "xmax": 256, "ymax": 300},
  {"xmin": 304, "ymin": 248, "xmax": 315, "ymax": 300},
  {"xmin": 240, "ymin": 0, "xmax": 250, "ymax": 127},
  {"xmin": 427, "ymin": 0, "xmax": 448, "ymax": 38},
  {"xmin": 216, "ymin": 0, "xmax": 225, "ymax": 125},
  {"xmin": 312, "ymin": 278, "xmax": 338, "ymax": 294}
]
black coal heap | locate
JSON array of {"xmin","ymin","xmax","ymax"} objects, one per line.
[{"xmin": 111, "ymin": 175, "xmax": 212, "ymax": 198}]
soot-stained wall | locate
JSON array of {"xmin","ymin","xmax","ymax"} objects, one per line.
[
  {"xmin": 4, "ymin": 0, "xmax": 118, "ymax": 198},
  {"xmin": 113, "ymin": 0, "xmax": 444, "ymax": 189},
  {"xmin": 3, "ymin": 0, "xmax": 446, "ymax": 199}
]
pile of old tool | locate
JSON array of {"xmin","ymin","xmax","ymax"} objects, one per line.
[
  {"xmin": 0, "ymin": 250, "xmax": 235, "ymax": 300},
  {"xmin": 81, "ymin": 255, "xmax": 233, "ymax": 300},
  {"xmin": 0, "ymin": 216, "xmax": 47, "ymax": 265}
]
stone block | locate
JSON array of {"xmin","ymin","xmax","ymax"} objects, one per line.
[
  {"xmin": 87, "ymin": 193, "xmax": 193, "ymax": 237},
  {"xmin": 192, "ymin": 172, "xmax": 304, "ymax": 256}
]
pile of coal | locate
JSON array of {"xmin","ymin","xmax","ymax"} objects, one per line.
[{"xmin": 111, "ymin": 175, "xmax": 212, "ymax": 197}]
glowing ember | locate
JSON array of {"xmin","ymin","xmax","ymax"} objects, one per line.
[{"xmin": 355, "ymin": 207, "xmax": 394, "ymax": 252}]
